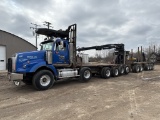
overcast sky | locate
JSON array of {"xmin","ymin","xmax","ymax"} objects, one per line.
[{"xmin": 0, "ymin": 0, "xmax": 160, "ymax": 56}]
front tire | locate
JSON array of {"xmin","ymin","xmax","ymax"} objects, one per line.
[{"xmin": 32, "ymin": 70, "xmax": 55, "ymax": 90}]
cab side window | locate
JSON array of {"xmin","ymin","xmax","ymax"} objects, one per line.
[{"xmin": 56, "ymin": 41, "xmax": 66, "ymax": 51}]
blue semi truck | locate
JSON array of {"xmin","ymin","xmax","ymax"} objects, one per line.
[{"xmin": 7, "ymin": 24, "xmax": 153, "ymax": 90}]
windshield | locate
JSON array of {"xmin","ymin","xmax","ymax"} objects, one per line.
[{"xmin": 41, "ymin": 42, "xmax": 53, "ymax": 50}]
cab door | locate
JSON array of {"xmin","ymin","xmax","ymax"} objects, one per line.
[{"xmin": 52, "ymin": 40, "xmax": 69, "ymax": 64}]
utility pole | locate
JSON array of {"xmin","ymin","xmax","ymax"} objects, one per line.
[
  {"xmin": 30, "ymin": 23, "xmax": 40, "ymax": 49},
  {"xmin": 43, "ymin": 21, "xmax": 53, "ymax": 29}
]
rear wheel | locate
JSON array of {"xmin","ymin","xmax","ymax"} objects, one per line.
[
  {"xmin": 124, "ymin": 66, "xmax": 130, "ymax": 74},
  {"xmin": 119, "ymin": 65, "xmax": 125, "ymax": 75},
  {"xmin": 144, "ymin": 64, "xmax": 149, "ymax": 71},
  {"xmin": 101, "ymin": 67, "xmax": 111, "ymax": 79},
  {"xmin": 79, "ymin": 67, "xmax": 92, "ymax": 82},
  {"xmin": 133, "ymin": 65, "xmax": 140, "ymax": 73},
  {"xmin": 148, "ymin": 64, "xmax": 151, "ymax": 70},
  {"xmin": 32, "ymin": 70, "xmax": 55, "ymax": 90},
  {"xmin": 139, "ymin": 65, "xmax": 143, "ymax": 72},
  {"xmin": 150, "ymin": 64, "xmax": 154, "ymax": 70},
  {"xmin": 111, "ymin": 67, "xmax": 119, "ymax": 77}
]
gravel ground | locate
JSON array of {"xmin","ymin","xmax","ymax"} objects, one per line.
[{"xmin": 0, "ymin": 65, "xmax": 160, "ymax": 120}]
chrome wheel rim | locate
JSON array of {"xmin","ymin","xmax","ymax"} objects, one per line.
[
  {"xmin": 106, "ymin": 70, "xmax": 110, "ymax": 77},
  {"xmin": 148, "ymin": 65, "xmax": 150, "ymax": 70},
  {"xmin": 115, "ymin": 69, "xmax": 118, "ymax": 76},
  {"xmin": 126, "ymin": 67, "xmax": 129, "ymax": 73},
  {"xmin": 84, "ymin": 70, "xmax": 91, "ymax": 79},
  {"xmin": 121, "ymin": 68, "xmax": 124, "ymax": 74},
  {"xmin": 40, "ymin": 75, "xmax": 51, "ymax": 87},
  {"xmin": 136, "ymin": 66, "xmax": 139, "ymax": 72}
]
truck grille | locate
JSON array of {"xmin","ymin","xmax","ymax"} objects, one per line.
[{"xmin": 8, "ymin": 58, "xmax": 12, "ymax": 72}]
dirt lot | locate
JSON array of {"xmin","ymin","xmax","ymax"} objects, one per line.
[{"xmin": 0, "ymin": 66, "xmax": 160, "ymax": 120}]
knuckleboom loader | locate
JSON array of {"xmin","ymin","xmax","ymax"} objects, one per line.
[{"xmin": 8, "ymin": 24, "xmax": 130, "ymax": 90}]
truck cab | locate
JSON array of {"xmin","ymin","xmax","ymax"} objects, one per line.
[
  {"xmin": 41, "ymin": 38, "xmax": 70, "ymax": 65},
  {"xmin": 8, "ymin": 24, "xmax": 79, "ymax": 90}
]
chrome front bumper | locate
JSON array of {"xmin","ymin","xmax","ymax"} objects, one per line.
[{"xmin": 8, "ymin": 73, "xmax": 23, "ymax": 81}]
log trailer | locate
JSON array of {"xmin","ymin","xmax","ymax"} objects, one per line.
[
  {"xmin": 7, "ymin": 24, "xmax": 153, "ymax": 90},
  {"xmin": 126, "ymin": 47, "xmax": 154, "ymax": 73}
]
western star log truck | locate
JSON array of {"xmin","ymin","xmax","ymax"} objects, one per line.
[{"xmin": 7, "ymin": 24, "xmax": 154, "ymax": 90}]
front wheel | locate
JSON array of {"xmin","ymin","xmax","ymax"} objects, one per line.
[{"xmin": 32, "ymin": 70, "xmax": 55, "ymax": 90}]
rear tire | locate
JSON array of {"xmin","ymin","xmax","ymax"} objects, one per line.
[
  {"xmin": 133, "ymin": 65, "xmax": 140, "ymax": 73},
  {"xmin": 32, "ymin": 70, "xmax": 55, "ymax": 90},
  {"xmin": 119, "ymin": 65, "xmax": 125, "ymax": 75},
  {"xmin": 148, "ymin": 64, "xmax": 151, "ymax": 70},
  {"xmin": 79, "ymin": 67, "xmax": 92, "ymax": 82},
  {"xmin": 150, "ymin": 64, "xmax": 154, "ymax": 70},
  {"xmin": 144, "ymin": 64, "xmax": 149, "ymax": 71},
  {"xmin": 139, "ymin": 65, "xmax": 143, "ymax": 72},
  {"xmin": 101, "ymin": 67, "xmax": 111, "ymax": 79},
  {"xmin": 111, "ymin": 67, "xmax": 119, "ymax": 77},
  {"xmin": 124, "ymin": 66, "xmax": 129, "ymax": 74}
]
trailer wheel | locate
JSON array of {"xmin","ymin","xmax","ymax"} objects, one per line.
[
  {"xmin": 102, "ymin": 67, "xmax": 111, "ymax": 79},
  {"xmin": 148, "ymin": 64, "xmax": 151, "ymax": 70},
  {"xmin": 119, "ymin": 65, "xmax": 125, "ymax": 75},
  {"xmin": 133, "ymin": 65, "xmax": 140, "ymax": 73},
  {"xmin": 149, "ymin": 64, "xmax": 152, "ymax": 70},
  {"xmin": 150, "ymin": 64, "xmax": 154, "ymax": 70},
  {"xmin": 32, "ymin": 70, "xmax": 55, "ymax": 90},
  {"xmin": 80, "ymin": 67, "xmax": 92, "ymax": 82},
  {"xmin": 111, "ymin": 67, "xmax": 119, "ymax": 77},
  {"xmin": 139, "ymin": 65, "xmax": 143, "ymax": 72},
  {"xmin": 124, "ymin": 66, "xmax": 130, "ymax": 74},
  {"xmin": 144, "ymin": 64, "xmax": 149, "ymax": 71}
]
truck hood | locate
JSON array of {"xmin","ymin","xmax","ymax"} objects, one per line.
[
  {"xmin": 17, "ymin": 50, "xmax": 46, "ymax": 61},
  {"xmin": 15, "ymin": 50, "xmax": 46, "ymax": 72}
]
